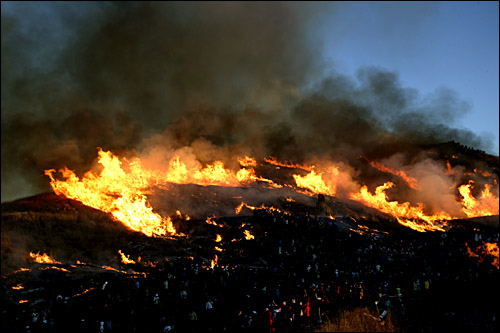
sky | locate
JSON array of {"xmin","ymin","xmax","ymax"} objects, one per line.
[{"xmin": 317, "ymin": 1, "xmax": 499, "ymax": 155}]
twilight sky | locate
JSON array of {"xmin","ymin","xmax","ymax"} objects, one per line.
[{"xmin": 316, "ymin": 1, "xmax": 499, "ymax": 155}]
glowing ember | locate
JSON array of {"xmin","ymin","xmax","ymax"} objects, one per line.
[
  {"xmin": 243, "ymin": 230, "xmax": 255, "ymax": 240},
  {"xmin": 215, "ymin": 234, "xmax": 222, "ymax": 242},
  {"xmin": 458, "ymin": 181, "xmax": 499, "ymax": 218},
  {"xmin": 29, "ymin": 252, "xmax": 61, "ymax": 264},
  {"xmin": 11, "ymin": 284, "xmax": 24, "ymax": 290},
  {"xmin": 118, "ymin": 250, "xmax": 136, "ymax": 264}
]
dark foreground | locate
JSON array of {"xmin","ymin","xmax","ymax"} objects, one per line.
[{"xmin": 2, "ymin": 206, "xmax": 499, "ymax": 332}]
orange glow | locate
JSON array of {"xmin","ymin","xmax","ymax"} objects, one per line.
[
  {"xmin": 369, "ymin": 161, "xmax": 421, "ymax": 190},
  {"xmin": 12, "ymin": 284, "xmax": 24, "ymax": 290},
  {"xmin": 19, "ymin": 300, "xmax": 28, "ymax": 304},
  {"xmin": 118, "ymin": 250, "xmax": 136, "ymax": 264},
  {"xmin": 458, "ymin": 181, "xmax": 499, "ymax": 217},
  {"xmin": 243, "ymin": 230, "xmax": 255, "ymax": 240},
  {"xmin": 349, "ymin": 182, "xmax": 449, "ymax": 232},
  {"xmin": 29, "ymin": 252, "xmax": 61, "ymax": 264},
  {"xmin": 215, "ymin": 234, "xmax": 222, "ymax": 242}
]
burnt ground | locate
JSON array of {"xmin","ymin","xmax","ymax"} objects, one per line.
[{"xmin": 1, "ymin": 191, "xmax": 499, "ymax": 332}]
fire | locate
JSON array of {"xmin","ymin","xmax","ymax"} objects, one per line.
[
  {"xmin": 243, "ymin": 230, "xmax": 255, "ymax": 240},
  {"xmin": 235, "ymin": 202, "xmax": 281, "ymax": 214},
  {"xmin": 292, "ymin": 167, "xmax": 339, "ymax": 196},
  {"xmin": 118, "ymin": 250, "xmax": 136, "ymax": 264},
  {"xmin": 458, "ymin": 181, "xmax": 499, "ymax": 217},
  {"xmin": 238, "ymin": 156, "xmax": 257, "ymax": 167},
  {"xmin": 215, "ymin": 234, "xmax": 222, "ymax": 242},
  {"xmin": 369, "ymin": 161, "xmax": 421, "ymax": 190},
  {"xmin": 210, "ymin": 255, "xmax": 218, "ymax": 269},
  {"xmin": 29, "ymin": 252, "xmax": 61, "ymax": 264},
  {"xmin": 466, "ymin": 241, "xmax": 499, "ymax": 269},
  {"xmin": 11, "ymin": 284, "xmax": 24, "ymax": 290},
  {"xmin": 349, "ymin": 182, "xmax": 449, "ymax": 232},
  {"xmin": 264, "ymin": 156, "xmax": 314, "ymax": 171}
]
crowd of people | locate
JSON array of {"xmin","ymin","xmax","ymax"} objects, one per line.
[{"xmin": 2, "ymin": 207, "xmax": 499, "ymax": 332}]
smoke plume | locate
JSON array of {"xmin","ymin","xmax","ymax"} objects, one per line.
[{"xmin": 1, "ymin": 2, "xmax": 494, "ymax": 202}]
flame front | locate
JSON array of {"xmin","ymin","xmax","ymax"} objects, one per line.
[
  {"xmin": 458, "ymin": 181, "xmax": 499, "ymax": 217},
  {"xmin": 45, "ymin": 148, "xmax": 498, "ymax": 236},
  {"xmin": 29, "ymin": 252, "xmax": 61, "ymax": 264}
]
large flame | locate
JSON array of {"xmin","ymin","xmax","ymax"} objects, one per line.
[
  {"xmin": 458, "ymin": 181, "xmax": 499, "ymax": 217},
  {"xmin": 29, "ymin": 252, "xmax": 61, "ymax": 264},
  {"xmin": 349, "ymin": 182, "xmax": 450, "ymax": 232}
]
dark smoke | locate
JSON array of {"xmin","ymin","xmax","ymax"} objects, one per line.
[{"xmin": 1, "ymin": 2, "xmax": 494, "ymax": 202}]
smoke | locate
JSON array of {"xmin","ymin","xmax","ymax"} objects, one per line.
[{"xmin": 1, "ymin": 2, "xmax": 495, "ymax": 202}]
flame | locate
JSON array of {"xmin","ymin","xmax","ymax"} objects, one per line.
[
  {"xmin": 238, "ymin": 156, "xmax": 257, "ymax": 167},
  {"xmin": 29, "ymin": 252, "xmax": 61, "ymax": 264},
  {"xmin": 235, "ymin": 202, "xmax": 281, "ymax": 214},
  {"xmin": 210, "ymin": 255, "xmax": 218, "ymax": 269},
  {"xmin": 19, "ymin": 300, "xmax": 28, "ymax": 304},
  {"xmin": 264, "ymin": 156, "xmax": 314, "ymax": 171},
  {"xmin": 466, "ymin": 241, "xmax": 499, "ymax": 269},
  {"xmin": 243, "ymin": 230, "xmax": 255, "ymax": 240},
  {"xmin": 349, "ymin": 182, "xmax": 449, "ymax": 232},
  {"xmin": 215, "ymin": 234, "xmax": 222, "ymax": 242},
  {"xmin": 458, "ymin": 181, "xmax": 499, "ymax": 217},
  {"xmin": 369, "ymin": 161, "xmax": 421, "ymax": 190},
  {"xmin": 42, "ymin": 266, "xmax": 71, "ymax": 273},
  {"xmin": 293, "ymin": 167, "xmax": 339, "ymax": 196},
  {"xmin": 12, "ymin": 284, "xmax": 24, "ymax": 290},
  {"xmin": 118, "ymin": 250, "xmax": 136, "ymax": 264},
  {"xmin": 485, "ymin": 242, "xmax": 499, "ymax": 269},
  {"xmin": 215, "ymin": 246, "xmax": 223, "ymax": 252}
]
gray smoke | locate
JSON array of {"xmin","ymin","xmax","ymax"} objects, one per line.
[{"xmin": 1, "ymin": 2, "xmax": 494, "ymax": 202}]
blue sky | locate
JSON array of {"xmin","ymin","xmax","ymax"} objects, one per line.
[{"xmin": 316, "ymin": 1, "xmax": 499, "ymax": 155}]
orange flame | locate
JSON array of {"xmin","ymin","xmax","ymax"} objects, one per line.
[
  {"xmin": 118, "ymin": 250, "xmax": 136, "ymax": 264},
  {"xmin": 210, "ymin": 254, "xmax": 218, "ymax": 269},
  {"xmin": 264, "ymin": 156, "xmax": 314, "ymax": 171},
  {"xmin": 238, "ymin": 156, "xmax": 257, "ymax": 167},
  {"xmin": 215, "ymin": 234, "xmax": 222, "ymax": 242},
  {"xmin": 29, "ymin": 252, "xmax": 61, "ymax": 264},
  {"xmin": 458, "ymin": 181, "xmax": 499, "ymax": 217},
  {"xmin": 243, "ymin": 230, "xmax": 255, "ymax": 240},
  {"xmin": 235, "ymin": 202, "xmax": 281, "ymax": 214},
  {"xmin": 369, "ymin": 161, "xmax": 421, "ymax": 190},
  {"xmin": 12, "ymin": 284, "xmax": 24, "ymax": 290},
  {"xmin": 292, "ymin": 167, "xmax": 339, "ymax": 196},
  {"xmin": 349, "ymin": 182, "xmax": 449, "ymax": 232},
  {"xmin": 466, "ymin": 241, "xmax": 499, "ymax": 269}
]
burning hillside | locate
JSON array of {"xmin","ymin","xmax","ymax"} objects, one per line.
[
  {"xmin": 2, "ymin": 2, "xmax": 499, "ymax": 332},
  {"xmin": 43, "ymin": 141, "xmax": 498, "ymax": 237}
]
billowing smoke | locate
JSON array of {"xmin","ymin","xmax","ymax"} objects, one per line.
[{"xmin": 1, "ymin": 2, "xmax": 494, "ymax": 202}]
